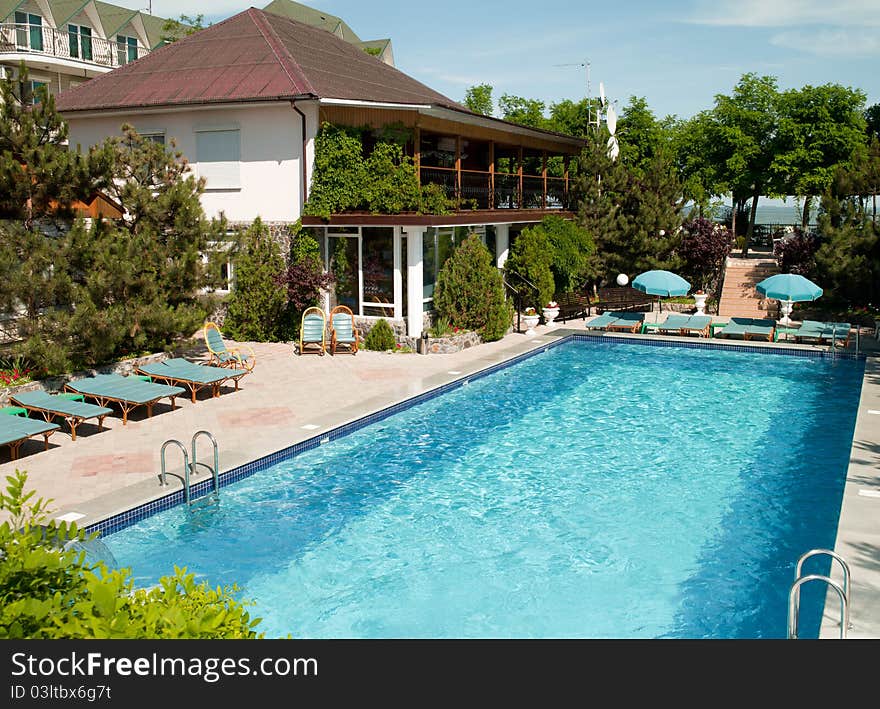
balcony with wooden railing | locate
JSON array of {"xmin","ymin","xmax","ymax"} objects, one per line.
[
  {"xmin": 0, "ymin": 24, "xmax": 148, "ymax": 71},
  {"xmin": 419, "ymin": 166, "xmax": 570, "ymax": 211}
]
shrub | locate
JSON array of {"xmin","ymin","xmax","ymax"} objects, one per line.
[
  {"xmin": 504, "ymin": 226, "xmax": 555, "ymax": 311},
  {"xmin": 773, "ymin": 228, "xmax": 819, "ymax": 278},
  {"xmin": 679, "ymin": 217, "xmax": 734, "ymax": 293},
  {"xmin": 364, "ymin": 318, "xmax": 396, "ymax": 350},
  {"xmin": 0, "ymin": 470, "xmax": 264, "ymax": 639},
  {"xmin": 433, "ymin": 234, "xmax": 512, "ymax": 342},
  {"xmin": 540, "ymin": 215, "xmax": 596, "ymax": 293}
]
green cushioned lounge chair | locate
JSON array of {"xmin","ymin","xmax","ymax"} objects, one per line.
[
  {"xmin": 606, "ymin": 311, "xmax": 646, "ymax": 333},
  {"xmin": 743, "ymin": 318, "xmax": 776, "ymax": 342},
  {"xmin": 795, "ymin": 320, "xmax": 853, "ymax": 347},
  {"xmin": 203, "ymin": 322, "xmax": 256, "ymax": 371},
  {"xmin": 682, "ymin": 315, "xmax": 712, "ymax": 338},
  {"xmin": 716, "ymin": 318, "xmax": 752, "ymax": 340},
  {"xmin": 329, "ymin": 305, "xmax": 359, "ymax": 355},
  {"xmin": 10, "ymin": 390, "xmax": 113, "ymax": 441},
  {"xmin": 585, "ymin": 312, "xmax": 620, "ymax": 330},
  {"xmin": 299, "ymin": 306, "xmax": 327, "ymax": 355},
  {"xmin": 136, "ymin": 358, "xmax": 248, "ymax": 403},
  {"xmin": 656, "ymin": 313, "xmax": 692, "ymax": 335},
  {"xmin": 64, "ymin": 374, "xmax": 184, "ymax": 425},
  {"xmin": 0, "ymin": 414, "xmax": 59, "ymax": 460}
]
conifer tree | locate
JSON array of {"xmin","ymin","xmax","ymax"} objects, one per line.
[{"xmin": 223, "ymin": 218, "xmax": 288, "ymax": 342}]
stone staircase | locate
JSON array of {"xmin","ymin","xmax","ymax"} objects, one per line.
[{"xmin": 717, "ymin": 257, "xmax": 780, "ymax": 319}]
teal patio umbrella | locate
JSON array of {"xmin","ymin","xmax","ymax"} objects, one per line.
[
  {"xmin": 755, "ymin": 273, "xmax": 822, "ymax": 326},
  {"xmin": 632, "ymin": 270, "xmax": 691, "ymax": 312}
]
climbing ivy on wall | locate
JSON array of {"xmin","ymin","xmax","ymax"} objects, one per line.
[{"xmin": 303, "ymin": 122, "xmax": 454, "ymax": 218}]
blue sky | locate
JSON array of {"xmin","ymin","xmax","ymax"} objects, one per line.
[{"xmin": 124, "ymin": 0, "xmax": 879, "ymax": 121}]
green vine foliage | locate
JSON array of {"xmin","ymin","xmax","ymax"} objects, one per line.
[
  {"xmin": 304, "ymin": 123, "xmax": 454, "ymax": 217},
  {"xmin": 433, "ymin": 234, "xmax": 513, "ymax": 341}
]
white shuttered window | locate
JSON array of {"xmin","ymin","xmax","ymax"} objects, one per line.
[{"xmin": 196, "ymin": 128, "xmax": 240, "ymax": 189}]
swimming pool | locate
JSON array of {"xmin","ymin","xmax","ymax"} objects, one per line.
[{"xmin": 101, "ymin": 338, "xmax": 864, "ymax": 638}]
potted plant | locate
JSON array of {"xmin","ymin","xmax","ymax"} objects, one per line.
[
  {"xmin": 521, "ymin": 306, "xmax": 540, "ymax": 333},
  {"xmin": 542, "ymin": 300, "xmax": 560, "ymax": 326}
]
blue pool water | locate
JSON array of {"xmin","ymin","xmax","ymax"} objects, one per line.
[{"xmin": 102, "ymin": 339, "xmax": 864, "ymax": 638}]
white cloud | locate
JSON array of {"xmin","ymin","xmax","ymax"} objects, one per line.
[
  {"xmin": 688, "ymin": 0, "xmax": 880, "ymax": 27},
  {"xmin": 111, "ymin": 1, "xmax": 244, "ymax": 19},
  {"xmin": 770, "ymin": 29, "xmax": 880, "ymax": 56}
]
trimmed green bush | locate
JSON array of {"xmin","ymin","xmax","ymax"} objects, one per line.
[
  {"xmin": 364, "ymin": 318, "xmax": 396, "ymax": 350},
  {"xmin": 504, "ymin": 225, "xmax": 555, "ymax": 310},
  {"xmin": 0, "ymin": 470, "xmax": 264, "ymax": 639},
  {"xmin": 433, "ymin": 234, "xmax": 512, "ymax": 341}
]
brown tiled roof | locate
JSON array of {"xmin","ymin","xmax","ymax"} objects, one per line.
[{"xmin": 56, "ymin": 7, "xmax": 465, "ymax": 112}]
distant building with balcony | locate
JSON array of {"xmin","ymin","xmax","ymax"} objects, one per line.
[
  {"xmin": 0, "ymin": 1, "xmax": 172, "ymax": 100},
  {"xmin": 57, "ymin": 8, "xmax": 584, "ymax": 338}
]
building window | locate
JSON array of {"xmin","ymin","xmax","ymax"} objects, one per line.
[
  {"xmin": 14, "ymin": 12, "xmax": 43, "ymax": 52},
  {"xmin": 362, "ymin": 228, "xmax": 394, "ymax": 317},
  {"xmin": 195, "ymin": 128, "xmax": 241, "ymax": 189},
  {"xmin": 116, "ymin": 34, "xmax": 139, "ymax": 65},
  {"xmin": 20, "ymin": 80, "xmax": 47, "ymax": 105},
  {"xmin": 422, "ymin": 227, "xmax": 457, "ymax": 311},
  {"xmin": 201, "ymin": 240, "xmax": 235, "ymax": 294},
  {"xmin": 140, "ymin": 132, "xmax": 166, "ymax": 145},
  {"xmin": 68, "ymin": 24, "xmax": 93, "ymax": 61}
]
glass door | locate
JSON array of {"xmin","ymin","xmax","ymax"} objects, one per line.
[{"xmin": 327, "ymin": 234, "xmax": 360, "ymax": 313}]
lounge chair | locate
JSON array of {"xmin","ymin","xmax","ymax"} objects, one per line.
[
  {"xmin": 716, "ymin": 317, "xmax": 776, "ymax": 342},
  {"xmin": 64, "ymin": 374, "xmax": 185, "ymax": 425},
  {"xmin": 299, "ymin": 306, "xmax": 327, "ymax": 355},
  {"xmin": 794, "ymin": 320, "xmax": 853, "ymax": 348},
  {"xmin": 9, "ymin": 390, "xmax": 113, "ymax": 441},
  {"xmin": 605, "ymin": 311, "xmax": 646, "ymax": 333},
  {"xmin": 136, "ymin": 358, "xmax": 249, "ymax": 403},
  {"xmin": 0, "ymin": 413, "xmax": 59, "ymax": 460},
  {"xmin": 658, "ymin": 314, "xmax": 712, "ymax": 338},
  {"xmin": 329, "ymin": 305, "xmax": 359, "ymax": 355},
  {"xmin": 203, "ymin": 322, "xmax": 256, "ymax": 371},
  {"xmin": 585, "ymin": 312, "xmax": 620, "ymax": 330}
]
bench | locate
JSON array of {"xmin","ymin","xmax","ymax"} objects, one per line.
[
  {"xmin": 593, "ymin": 287, "xmax": 655, "ymax": 313},
  {"xmin": 554, "ymin": 291, "xmax": 592, "ymax": 323}
]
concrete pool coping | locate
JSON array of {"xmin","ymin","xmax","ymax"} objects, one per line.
[{"xmin": 2, "ymin": 320, "xmax": 877, "ymax": 639}]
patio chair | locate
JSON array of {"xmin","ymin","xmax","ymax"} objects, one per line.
[
  {"xmin": 203, "ymin": 322, "xmax": 256, "ymax": 371},
  {"xmin": 136, "ymin": 358, "xmax": 249, "ymax": 403},
  {"xmin": 299, "ymin": 306, "xmax": 327, "ymax": 355},
  {"xmin": 0, "ymin": 414, "xmax": 59, "ymax": 460},
  {"xmin": 329, "ymin": 305, "xmax": 359, "ymax": 355},
  {"xmin": 794, "ymin": 320, "xmax": 853, "ymax": 348},
  {"xmin": 605, "ymin": 311, "xmax": 646, "ymax": 333},
  {"xmin": 64, "ymin": 374, "xmax": 184, "ymax": 425},
  {"xmin": 9, "ymin": 390, "xmax": 113, "ymax": 441}
]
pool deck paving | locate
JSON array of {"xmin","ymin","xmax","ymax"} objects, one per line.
[{"xmin": 2, "ymin": 314, "xmax": 878, "ymax": 640}]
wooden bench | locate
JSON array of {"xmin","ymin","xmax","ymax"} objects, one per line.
[
  {"xmin": 593, "ymin": 287, "xmax": 655, "ymax": 313},
  {"xmin": 554, "ymin": 291, "xmax": 592, "ymax": 323}
]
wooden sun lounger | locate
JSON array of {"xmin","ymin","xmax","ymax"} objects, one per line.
[
  {"xmin": 10, "ymin": 390, "xmax": 113, "ymax": 441},
  {"xmin": 717, "ymin": 317, "xmax": 776, "ymax": 342},
  {"xmin": 605, "ymin": 312, "xmax": 646, "ymax": 333},
  {"xmin": 0, "ymin": 414, "xmax": 60, "ymax": 460},
  {"xmin": 64, "ymin": 374, "xmax": 184, "ymax": 425},
  {"xmin": 136, "ymin": 358, "xmax": 248, "ymax": 403},
  {"xmin": 657, "ymin": 314, "xmax": 712, "ymax": 338},
  {"xmin": 794, "ymin": 321, "xmax": 853, "ymax": 348}
]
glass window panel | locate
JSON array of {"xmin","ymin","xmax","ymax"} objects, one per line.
[
  {"xmin": 328, "ymin": 236, "xmax": 359, "ymax": 313},
  {"xmin": 362, "ymin": 227, "xmax": 394, "ymax": 308},
  {"xmin": 68, "ymin": 26, "xmax": 78, "ymax": 58},
  {"xmin": 196, "ymin": 129, "xmax": 241, "ymax": 189}
]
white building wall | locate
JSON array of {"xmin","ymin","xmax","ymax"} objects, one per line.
[{"xmin": 66, "ymin": 102, "xmax": 309, "ymax": 223}]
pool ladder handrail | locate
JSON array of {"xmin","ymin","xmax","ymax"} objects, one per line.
[
  {"xmin": 787, "ymin": 548, "xmax": 851, "ymax": 639},
  {"xmin": 159, "ymin": 431, "xmax": 220, "ymax": 506}
]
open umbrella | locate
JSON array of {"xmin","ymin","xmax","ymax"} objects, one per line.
[
  {"xmin": 755, "ymin": 273, "xmax": 823, "ymax": 326},
  {"xmin": 632, "ymin": 270, "xmax": 691, "ymax": 312}
]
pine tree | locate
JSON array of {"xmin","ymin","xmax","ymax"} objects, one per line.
[{"xmin": 0, "ymin": 64, "xmax": 94, "ymax": 226}]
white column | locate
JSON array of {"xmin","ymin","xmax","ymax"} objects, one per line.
[
  {"xmin": 393, "ymin": 227, "xmax": 403, "ymax": 321},
  {"xmin": 404, "ymin": 226, "xmax": 426, "ymax": 338},
  {"xmin": 495, "ymin": 223, "xmax": 510, "ymax": 269}
]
